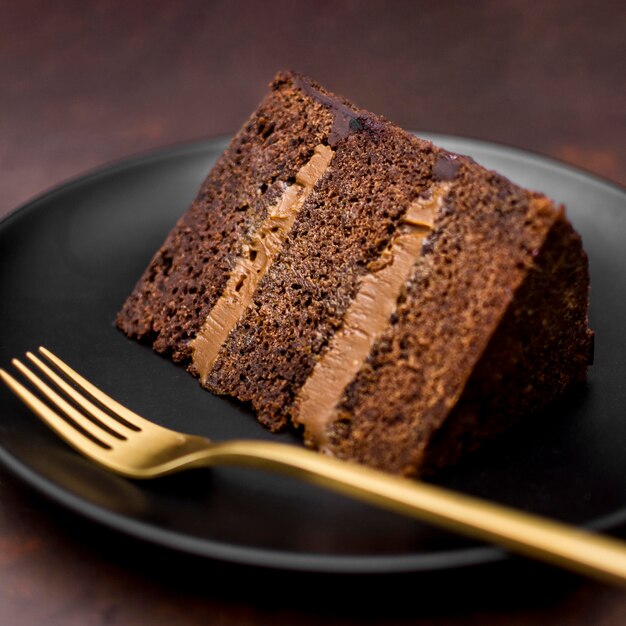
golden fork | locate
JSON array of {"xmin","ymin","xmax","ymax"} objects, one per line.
[{"xmin": 2, "ymin": 347, "xmax": 626, "ymax": 585}]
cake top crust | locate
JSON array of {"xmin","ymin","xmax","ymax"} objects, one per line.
[{"xmin": 287, "ymin": 72, "xmax": 364, "ymax": 147}]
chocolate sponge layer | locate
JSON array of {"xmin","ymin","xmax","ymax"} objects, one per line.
[
  {"xmin": 205, "ymin": 118, "xmax": 445, "ymax": 431},
  {"xmin": 117, "ymin": 73, "xmax": 336, "ymax": 361},
  {"xmin": 117, "ymin": 71, "xmax": 593, "ymax": 476},
  {"xmin": 325, "ymin": 168, "xmax": 592, "ymax": 475}
]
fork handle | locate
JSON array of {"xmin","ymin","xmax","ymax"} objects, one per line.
[{"xmin": 196, "ymin": 439, "xmax": 626, "ymax": 586}]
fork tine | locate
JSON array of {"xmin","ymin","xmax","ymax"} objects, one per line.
[
  {"xmin": 10, "ymin": 358, "xmax": 123, "ymax": 449},
  {"xmin": 0, "ymin": 367, "xmax": 114, "ymax": 455},
  {"xmin": 25, "ymin": 352, "xmax": 136, "ymax": 436},
  {"xmin": 38, "ymin": 347, "xmax": 148, "ymax": 431}
]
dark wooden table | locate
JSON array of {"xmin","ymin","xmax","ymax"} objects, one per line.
[{"xmin": 2, "ymin": 1, "xmax": 625, "ymax": 623}]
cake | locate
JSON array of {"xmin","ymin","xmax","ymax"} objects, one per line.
[{"xmin": 117, "ymin": 71, "xmax": 594, "ymax": 476}]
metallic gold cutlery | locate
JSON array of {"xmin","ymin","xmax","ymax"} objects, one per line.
[{"xmin": 2, "ymin": 347, "xmax": 626, "ymax": 585}]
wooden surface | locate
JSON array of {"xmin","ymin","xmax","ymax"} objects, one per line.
[{"xmin": 1, "ymin": 1, "xmax": 626, "ymax": 623}]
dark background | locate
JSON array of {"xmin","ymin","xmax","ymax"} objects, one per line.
[
  {"xmin": 1, "ymin": 1, "xmax": 626, "ymax": 624},
  {"xmin": 2, "ymin": 0, "xmax": 625, "ymax": 220}
]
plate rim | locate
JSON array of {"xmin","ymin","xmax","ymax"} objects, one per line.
[{"xmin": 1, "ymin": 134, "xmax": 625, "ymax": 575}]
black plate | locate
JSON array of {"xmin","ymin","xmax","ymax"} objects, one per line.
[{"xmin": 1, "ymin": 135, "xmax": 625, "ymax": 575}]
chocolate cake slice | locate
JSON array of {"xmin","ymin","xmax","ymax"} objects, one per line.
[{"xmin": 117, "ymin": 71, "xmax": 593, "ymax": 476}]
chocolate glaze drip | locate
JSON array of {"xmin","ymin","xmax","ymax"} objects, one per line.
[
  {"xmin": 433, "ymin": 154, "xmax": 461, "ymax": 181},
  {"xmin": 292, "ymin": 74, "xmax": 363, "ymax": 146}
]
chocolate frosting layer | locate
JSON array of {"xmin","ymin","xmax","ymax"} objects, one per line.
[
  {"xmin": 191, "ymin": 144, "xmax": 334, "ymax": 383},
  {"xmin": 294, "ymin": 182, "xmax": 451, "ymax": 449}
]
